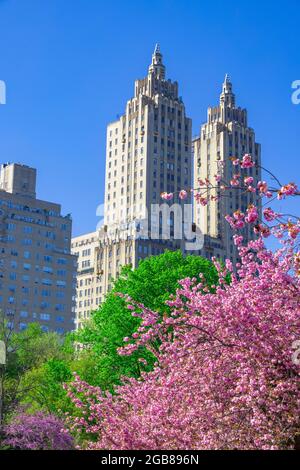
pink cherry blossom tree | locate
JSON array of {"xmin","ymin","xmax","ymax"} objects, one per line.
[
  {"xmin": 66, "ymin": 244, "xmax": 300, "ymax": 449},
  {"xmin": 66, "ymin": 155, "xmax": 300, "ymax": 450},
  {"xmin": 2, "ymin": 412, "xmax": 74, "ymax": 450},
  {"xmin": 162, "ymin": 154, "xmax": 300, "ymax": 245}
]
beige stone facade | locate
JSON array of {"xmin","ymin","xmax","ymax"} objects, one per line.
[
  {"xmin": 0, "ymin": 163, "xmax": 76, "ymax": 332},
  {"xmin": 193, "ymin": 75, "xmax": 262, "ymax": 264},
  {"xmin": 72, "ymin": 45, "xmax": 193, "ymax": 328},
  {"xmin": 72, "ymin": 55, "xmax": 262, "ymax": 329},
  {"xmin": 71, "ymin": 231, "xmax": 103, "ymax": 330}
]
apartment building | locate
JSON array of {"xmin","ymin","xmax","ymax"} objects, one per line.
[
  {"xmin": 71, "ymin": 232, "xmax": 103, "ymax": 330},
  {"xmin": 72, "ymin": 45, "xmax": 193, "ymax": 326},
  {"xmin": 193, "ymin": 75, "xmax": 262, "ymax": 264},
  {"xmin": 72, "ymin": 51, "xmax": 262, "ymax": 327},
  {"xmin": 0, "ymin": 163, "xmax": 76, "ymax": 332}
]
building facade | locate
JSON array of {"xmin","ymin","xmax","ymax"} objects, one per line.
[
  {"xmin": 0, "ymin": 163, "xmax": 76, "ymax": 332},
  {"xmin": 72, "ymin": 45, "xmax": 194, "ymax": 328},
  {"xmin": 193, "ymin": 75, "xmax": 262, "ymax": 264},
  {"xmin": 104, "ymin": 44, "xmax": 192, "ymax": 230},
  {"xmin": 71, "ymin": 232, "xmax": 103, "ymax": 330},
  {"xmin": 72, "ymin": 53, "xmax": 262, "ymax": 328}
]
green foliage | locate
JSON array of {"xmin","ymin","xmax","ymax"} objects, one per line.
[
  {"xmin": 20, "ymin": 358, "xmax": 73, "ymax": 416},
  {"xmin": 0, "ymin": 321, "xmax": 73, "ymax": 421},
  {"xmin": 0, "ymin": 252, "xmax": 220, "ymax": 422},
  {"xmin": 19, "ymin": 336, "xmax": 104, "ymax": 416},
  {"xmin": 74, "ymin": 251, "xmax": 218, "ymax": 390}
]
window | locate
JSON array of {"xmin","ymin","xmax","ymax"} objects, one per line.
[{"xmin": 40, "ymin": 313, "xmax": 51, "ymax": 321}]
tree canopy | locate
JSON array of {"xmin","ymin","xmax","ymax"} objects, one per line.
[{"xmin": 74, "ymin": 251, "xmax": 218, "ymax": 390}]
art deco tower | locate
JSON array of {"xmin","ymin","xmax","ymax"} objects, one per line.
[
  {"xmin": 104, "ymin": 44, "xmax": 192, "ymax": 236},
  {"xmin": 72, "ymin": 46, "xmax": 193, "ymax": 328},
  {"xmin": 193, "ymin": 75, "xmax": 262, "ymax": 263}
]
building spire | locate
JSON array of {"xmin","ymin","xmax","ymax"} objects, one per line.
[
  {"xmin": 148, "ymin": 43, "xmax": 165, "ymax": 79},
  {"xmin": 154, "ymin": 43, "xmax": 160, "ymax": 54},
  {"xmin": 223, "ymin": 73, "xmax": 232, "ymax": 91},
  {"xmin": 220, "ymin": 73, "xmax": 235, "ymax": 107}
]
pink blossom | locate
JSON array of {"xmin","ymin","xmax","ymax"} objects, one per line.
[
  {"xmin": 240, "ymin": 154, "xmax": 255, "ymax": 168},
  {"xmin": 231, "ymin": 158, "xmax": 240, "ymax": 166},
  {"xmin": 67, "ymin": 241, "xmax": 300, "ymax": 451},
  {"xmin": 233, "ymin": 210, "xmax": 245, "ymax": 221},
  {"xmin": 245, "ymin": 205, "xmax": 259, "ymax": 224},
  {"xmin": 263, "ymin": 208, "xmax": 277, "ymax": 222},
  {"xmin": 253, "ymin": 224, "xmax": 271, "ymax": 238},
  {"xmin": 179, "ymin": 190, "xmax": 188, "ymax": 200},
  {"xmin": 287, "ymin": 223, "xmax": 300, "ymax": 239},
  {"xmin": 244, "ymin": 176, "xmax": 254, "ymax": 185},
  {"xmin": 3, "ymin": 413, "xmax": 74, "ymax": 450},
  {"xmin": 195, "ymin": 194, "xmax": 208, "ymax": 206},
  {"xmin": 233, "ymin": 235, "xmax": 243, "ymax": 246},
  {"xmin": 277, "ymin": 183, "xmax": 298, "ymax": 199},
  {"xmin": 161, "ymin": 192, "xmax": 174, "ymax": 201},
  {"xmin": 247, "ymin": 185, "xmax": 256, "ymax": 193},
  {"xmin": 257, "ymin": 181, "xmax": 268, "ymax": 194}
]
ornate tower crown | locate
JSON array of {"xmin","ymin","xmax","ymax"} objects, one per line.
[
  {"xmin": 148, "ymin": 43, "xmax": 165, "ymax": 80},
  {"xmin": 220, "ymin": 74, "xmax": 235, "ymax": 107}
]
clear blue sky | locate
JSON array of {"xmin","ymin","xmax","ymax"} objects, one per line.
[{"xmin": 0, "ymin": 0, "xmax": 299, "ymax": 237}]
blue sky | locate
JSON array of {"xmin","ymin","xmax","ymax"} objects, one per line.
[{"xmin": 0, "ymin": 0, "xmax": 299, "ymax": 237}]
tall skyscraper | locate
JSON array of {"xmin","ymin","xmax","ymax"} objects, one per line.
[
  {"xmin": 104, "ymin": 44, "xmax": 192, "ymax": 238},
  {"xmin": 72, "ymin": 54, "xmax": 262, "ymax": 329},
  {"xmin": 193, "ymin": 75, "xmax": 262, "ymax": 263},
  {"xmin": 72, "ymin": 45, "xmax": 193, "ymax": 328},
  {"xmin": 0, "ymin": 163, "xmax": 76, "ymax": 332}
]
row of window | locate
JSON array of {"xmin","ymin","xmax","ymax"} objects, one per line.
[
  {"xmin": 1, "ymin": 294, "xmax": 67, "ymax": 307},
  {"xmin": 0, "ymin": 199, "xmax": 64, "ymax": 219},
  {"xmin": 77, "ymin": 285, "xmax": 103, "ymax": 297},
  {"xmin": 6, "ymin": 322, "xmax": 65, "ymax": 334},
  {"xmin": 1, "ymin": 236, "xmax": 70, "ymax": 247},
  {"xmin": 77, "ymin": 297, "xmax": 102, "ymax": 308},
  {"xmin": 0, "ymin": 273, "xmax": 67, "ymax": 286}
]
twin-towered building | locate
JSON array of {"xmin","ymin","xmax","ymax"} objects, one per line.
[
  {"xmin": 72, "ymin": 45, "xmax": 262, "ymax": 329},
  {"xmin": 0, "ymin": 46, "xmax": 261, "ymax": 331}
]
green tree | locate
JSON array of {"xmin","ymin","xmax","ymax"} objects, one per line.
[
  {"xmin": 74, "ymin": 251, "xmax": 219, "ymax": 390},
  {"xmin": 20, "ymin": 348, "xmax": 102, "ymax": 416},
  {"xmin": 0, "ymin": 317, "xmax": 71, "ymax": 423}
]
